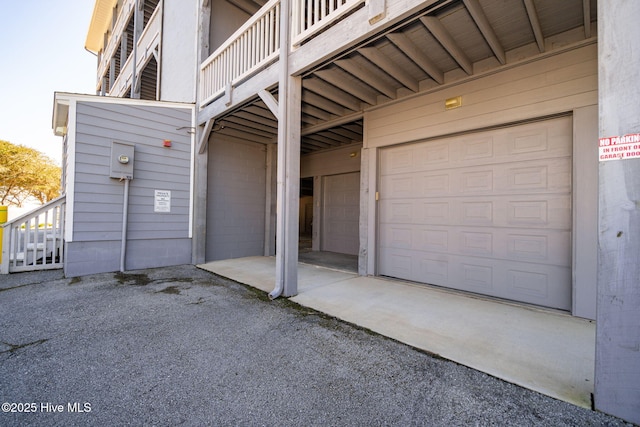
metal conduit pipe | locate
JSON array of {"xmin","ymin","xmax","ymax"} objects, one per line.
[
  {"xmin": 268, "ymin": 0, "xmax": 291, "ymax": 300},
  {"xmin": 120, "ymin": 178, "xmax": 131, "ymax": 272}
]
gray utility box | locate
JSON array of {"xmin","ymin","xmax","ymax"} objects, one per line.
[{"xmin": 109, "ymin": 141, "xmax": 135, "ymax": 180}]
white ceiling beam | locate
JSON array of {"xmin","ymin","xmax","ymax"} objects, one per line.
[
  {"xmin": 216, "ymin": 127, "xmax": 273, "ymax": 144},
  {"xmin": 524, "ymin": 0, "xmax": 545, "ymax": 52},
  {"xmin": 301, "ymin": 114, "xmax": 320, "ymax": 126},
  {"xmin": 304, "ymin": 77, "xmax": 363, "ymax": 111},
  {"xmin": 387, "ymin": 32, "xmax": 444, "ymax": 84},
  {"xmin": 246, "ymin": 104, "xmax": 278, "ymax": 120},
  {"xmin": 420, "ymin": 16, "xmax": 473, "ymax": 75},
  {"xmin": 316, "ymin": 130, "xmax": 354, "ymax": 144},
  {"xmin": 463, "ymin": 0, "xmax": 506, "ymax": 65},
  {"xmin": 326, "ymin": 126, "xmax": 362, "ymax": 141},
  {"xmin": 306, "ymin": 133, "xmax": 347, "ymax": 146},
  {"xmin": 359, "ymin": 47, "xmax": 419, "ymax": 92},
  {"xmin": 302, "ymin": 138, "xmax": 333, "ymax": 150},
  {"xmin": 302, "ymin": 104, "xmax": 335, "ymax": 121},
  {"xmin": 234, "ymin": 111, "xmax": 278, "ymax": 128},
  {"xmin": 315, "ymin": 68, "xmax": 379, "ymax": 105},
  {"xmin": 221, "ymin": 120, "xmax": 276, "ymax": 139},
  {"xmin": 223, "ymin": 116, "xmax": 279, "ymax": 135},
  {"xmin": 301, "ymin": 112, "xmax": 363, "ymax": 136},
  {"xmin": 335, "ymin": 58, "xmax": 397, "ymax": 99},
  {"xmin": 302, "ymin": 91, "xmax": 348, "ymax": 116}
]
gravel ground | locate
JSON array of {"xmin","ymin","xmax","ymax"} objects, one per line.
[{"xmin": 0, "ymin": 265, "xmax": 631, "ymax": 426}]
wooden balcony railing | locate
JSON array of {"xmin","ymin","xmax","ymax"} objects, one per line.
[
  {"xmin": 291, "ymin": 0, "xmax": 364, "ymax": 46},
  {"xmin": 199, "ymin": 0, "xmax": 365, "ymax": 107},
  {"xmin": 200, "ymin": 0, "xmax": 281, "ymax": 106}
]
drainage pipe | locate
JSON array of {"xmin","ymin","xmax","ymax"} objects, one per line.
[
  {"xmin": 268, "ymin": 0, "xmax": 291, "ymax": 300},
  {"xmin": 120, "ymin": 178, "xmax": 130, "ymax": 272}
]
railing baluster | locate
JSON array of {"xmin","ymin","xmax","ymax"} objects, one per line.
[
  {"xmin": 1, "ymin": 196, "xmax": 66, "ymax": 274},
  {"xmin": 291, "ymin": 0, "xmax": 365, "ymax": 46},
  {"xmin": 199, "ymin": 0, "xmax": 282, "ymax": 106}
]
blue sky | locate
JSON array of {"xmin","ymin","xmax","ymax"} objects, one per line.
[{"xmin": 0, "ymin": 1, "xmax": 97, "ymax": 165}]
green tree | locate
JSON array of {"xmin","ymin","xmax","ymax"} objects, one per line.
[{"xmin": 0, "ymin": 139, "xmax": 61, "ymax": 207}]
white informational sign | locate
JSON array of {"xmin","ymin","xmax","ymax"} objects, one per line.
[
  {"xmin": 154, "ymin": 190, "xmax": 171, "ymax": 213},
  {"xmin": 599, "ymin": 133, "xmax": 640, "ymax": 161}
]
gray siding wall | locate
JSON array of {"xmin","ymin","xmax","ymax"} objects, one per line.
[
  {"xmin": 206, "ymin": 136, "xmax": 266, "ymax": 261},
  {"xmin": 65, "ymin": 101, "xmax": 193, "ymax": 277}
]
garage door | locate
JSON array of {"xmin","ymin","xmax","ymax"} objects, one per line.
[
  {"xmin": 378, "ymin": 117, "xmax": 572, "ymax": 310},
  {"xmin": 322, "ymin": 172, "xmax": 360, "ymax": 255}
]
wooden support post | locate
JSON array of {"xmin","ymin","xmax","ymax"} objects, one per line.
[
  {"xmin": 192, "ymin": 0, "xmax": 212, "ymax": 265},
  {"xmin": 275, "ymin": 74, "xmax": 301, "ymax": 298},
  {"xmin": 273, "ymin": 0, "xmax": 301, "ymax": 298}
]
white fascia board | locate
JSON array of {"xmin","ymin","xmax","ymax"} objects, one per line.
[{"xmin": 54, "ymin": 92, "xmax": 195, "ymax": 111}]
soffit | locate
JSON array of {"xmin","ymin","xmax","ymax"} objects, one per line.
[{"xmin": 85, "ymin": 0, "xmax": 118, "ymax": 53}]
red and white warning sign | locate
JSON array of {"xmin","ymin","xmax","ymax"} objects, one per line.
[{"xmin": 599, "ymin": 133, "xmax": 640, "ymax": 161}]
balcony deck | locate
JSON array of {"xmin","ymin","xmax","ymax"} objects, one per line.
[{"xmin": 198, "ymin": 0, "xmax": 597, "ymax": 154}]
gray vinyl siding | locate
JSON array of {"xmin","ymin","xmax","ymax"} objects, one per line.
[{"xmin": 65, "ymin": 100, "xmax": 193, "ymax": 277}]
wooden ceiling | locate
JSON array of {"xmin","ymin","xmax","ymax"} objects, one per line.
[
  {"xmin": 213, "ymin": 0, "xmax": 596, "ymax": 154},
  {"xmin": 227, "ymin": 0, "xmax": 268, "ymax": 15}
]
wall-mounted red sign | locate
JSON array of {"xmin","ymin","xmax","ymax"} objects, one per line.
[{"xmin": 599, "ymin": 133, "xmax": 640, "ymax": 161}]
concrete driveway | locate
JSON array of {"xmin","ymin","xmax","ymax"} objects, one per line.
[{"xmin": 0, "ymin": 266, "xmax": 626, "ymax": 426}]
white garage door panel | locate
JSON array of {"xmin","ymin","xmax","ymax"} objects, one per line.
[
  {"xmin": 379, "ymin": 224, "xmax": 571, "ymax": 265},
  {"xmin": 380, "ymin": 195, "xmax": 571, "ymax": 229},
  {"xmin": 379, "ymin": 247, "xmax": 571, "ymax": 307},
  {"xmin": 381, "ymin": 158, "xmax": 572, "ymax": 198},
  {"xmin": 380, "ymin": 118, "xmax": 572, "ymax": 175},
  {"xmin": 378, "ymin": 117, "xmax": 572, "ymax": 310}
]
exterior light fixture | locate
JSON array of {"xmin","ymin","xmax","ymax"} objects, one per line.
[{"xmin": 445, "ymin": 96, "xmax": 462, "ymax": 110}]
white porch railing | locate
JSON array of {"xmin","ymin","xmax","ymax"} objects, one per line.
[
  {"xmin": 291, "ymin": 0, "xmax": 365, "ymax": 46},
  {"xmin": 199, "ymin": 0, "xmax": 365, "ymax": 107},
  {"xmin": 1, "ymin": 196, "xmax": 66, "ymax": 274},
  {"xmin": 200, "ymin": 0, "xmax": 281, "ymax": 106}
]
